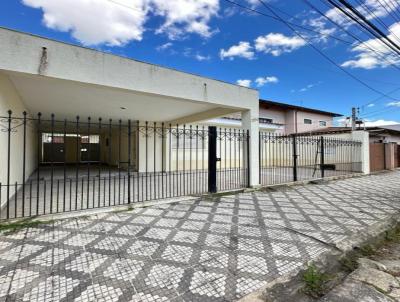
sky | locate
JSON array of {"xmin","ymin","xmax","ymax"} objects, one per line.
[{"xmin": 1, "ymin": 0, "xmax": 400, "ymax": 126}]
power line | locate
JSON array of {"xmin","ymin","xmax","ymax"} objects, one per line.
[
  {"xmin": 354, "ymin": 0, "xmax": 400, "ymax": 45},
  {"xmin": 333, "ymin": 0, "xmax": 400, "ymax": 55},
  {"xmin": 375, "ymin": 0, "xmax": 400, "ymax": 23},
  {"xmin": 253, "ymin": 0, "xmax": 398, "ymax": 100},
  {"xmin": 359, "ymin": 87, "xmax": 400, "ymax": 110},
  {"xmin": 383, "ymin": 0, "xmax": 400, "ymax": 21},
  {"xmin": 222, "ymin": 0, "xmax": 393, "ymax": 56},
  {"xmin": 360, "ymin": 106, "xmax": 400, "ymax": 119},
  {"xmin": 303, "ymin": 0, "xmax": 400, "ymax": 72},
  {"xmin": 325, "ymin": 0, "xmax": 400, "ymax": 56}
]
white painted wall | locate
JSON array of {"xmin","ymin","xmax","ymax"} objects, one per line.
[
  {"xmin": 0, "ymin": 28, "xmax": 259, "ymax": 120},
  {"xmin": 0, "ymin": 72, "xmax": 37, "ymax": 206},
  {"xmin": 0, "ymin": 27, "xmax": 261, "ymax": 189}
]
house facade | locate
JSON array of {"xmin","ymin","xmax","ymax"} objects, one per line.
[
  {"xmin": 0, "ymin": 27, "xmax": 369, "ymax": 221},
  {"xmin": 205, "ymin": 99, "xmax": 342, "ymax": 134}
]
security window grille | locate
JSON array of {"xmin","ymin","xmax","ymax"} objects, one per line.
[
  {"xmin": 304, "ymin": 119, "xmax": 312, "ymax": 125},
  {"xmin": 259, "ymin": 118, "xmax": 273, "ymax": 124},
  {"xmin": 319, "ymin": 121, "xmax": 327, "ymax": 127}
]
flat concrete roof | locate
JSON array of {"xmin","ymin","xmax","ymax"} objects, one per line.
[{"xmin": 0, "ymin": 27, "xmax": 259, "ymax": 122}]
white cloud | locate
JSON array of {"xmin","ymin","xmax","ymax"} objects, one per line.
[
  {"xmin": 255, "ymin": 76, "xmax": 279, "ymax": 87},
  {"xmin": 341, "ymin": 22, "xmax": 400, "ymax": 69},
  {"xmin": 318, "ymin": 0, "xmax": 400, "ymax": 29},
  {"xmin": 364, "ymin": 119, "xmax": 400, "ymax": 127},
  {"xmin": 297, "ymin": 81, "xmax": 322, "ymax": 92},
  {"xmin": 236, "ymin": 79, "xmax": 252, "ymax": 87},
  {"xmin": 156, "ymin": 42, "xmax": 173, "ymax": 51},
  {"xmin": 22, "ymin": 0, "xmax": 149, "ymax": 46},
  {"xmin": 306, "ymin": 15, "xmax": 337, "ymax": 43},
  {"xmin": 254, "ymin": 33, "xmax": 306, "ymax": 56},
  {"xmin": 387, "ymin": 101, "xmax": 400, "ymax": 107},
  {"xmin": 367, "ymin": 103, "xmax": 375, "ymax": 108},
  {"xmin": 245, "ymin": 0, "xmax": 260, "ymax": 7},
  {"xmin": 22, "ymin": 0, "xmax": 220, "ymax": 46},
  {"xmin": 220, "ymin": 41, "xmax": 255, "ymax": 60},
  {"xmin": 195, "ymin": 54, "xmax": 211, "ymax": 61},
  {"xmin": 151, "ymin": 0, "xmax": 220, "ymax": 40}
]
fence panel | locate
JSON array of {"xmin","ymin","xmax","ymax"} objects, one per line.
[
  {"xmin": 259, "ymin": 132, "xmax": 362, "ymax": 186},
  {"xmin": 0, "ymin": 112, "xmax": 249, "ymax": 220}
]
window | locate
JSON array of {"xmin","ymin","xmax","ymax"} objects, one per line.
[
  {"xmin": 259, "ymin": 118, "xmax": 273, "ymax": 124},
  {"xmin": 304, "ymin": 118, "xmax": 312, "ymax": 125},
  {"xmin": 319, "ymin": 121, "xmax": 327, "ymax": 127}
]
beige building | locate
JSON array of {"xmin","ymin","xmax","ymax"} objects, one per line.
[{"xmin": 206, "ymin": 99, "xmax": 342, "ymax": 134}]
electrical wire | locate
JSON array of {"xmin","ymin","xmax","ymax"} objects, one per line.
[
  {"xmin": 222, "ymin": 0, "xmax": 394, "ymax": 56},
  {"xmin": 333, "ymin": 0, "xmax": 400, "ymax": 54},
  {"xmin": 354, "ymin": 0, "xmax": 400, "ymax": 45},
  {"xmin": 253, "ymin": 0, "xmax": 398, "ymax": 100},
  {"xmin": 303, "ymin": 0, "xmax": 400, "ymax": 72}
]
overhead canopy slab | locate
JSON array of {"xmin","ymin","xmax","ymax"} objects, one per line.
[{"xmin": 0, "ymin": 27, "xmax": 259, "ymax": 123}]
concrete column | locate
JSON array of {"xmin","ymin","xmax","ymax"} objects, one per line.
[
  {"xmin": 242, "ymin": 109, "xmax": 260, "ymax": 187},
  {"xmin": 352, "ymin": 130, "xmax": 370, "ymax": 174}
]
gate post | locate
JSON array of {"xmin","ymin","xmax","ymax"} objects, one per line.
[
  {"xmin": 246, "ymin": 130, "xmax": 250, "ymax": 188},
  {"xmin": 320, "ymin": 136, "xmax": 325, "ymax": 178},
  {"xmin": 292, "ymin": 135, "xmax": 298, "ymax": 182},
  {"xmin": 208, "ymin": 126, "xmax": 217, "ymax": 193},
  {"xmin": 127, "ymin": 119, "xmax": 131, "ymax": 204}
]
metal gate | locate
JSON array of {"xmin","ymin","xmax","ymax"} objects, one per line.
[
  {"xmin": 208, "ymin": 126, "xmax": 249, "ymax": 193},
  {"xmin": 0, "ymin": 111, "xmax": 249, "ymax": 220},
  {"xmin": 259, "ymin": 132, "xmax": 363, "ymax": 186}
]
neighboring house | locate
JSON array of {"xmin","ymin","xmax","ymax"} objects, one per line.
[
  {"xmin": 205, "ymin": 99, "xmax": 342, "ymax": 134},
  {"xmin": 298, "ymin": 126, "xmax": 400, "ymax": 144},
  {"xmin": 297, "ymin": 125, "xmax": 400, "ymax": 172}
]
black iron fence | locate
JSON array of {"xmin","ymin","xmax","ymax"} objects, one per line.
[
  {"xmin": 0, "ymin": 111, "xmax": 249, "ymax": 220},
  {"xmin": 259, "ymin": 132, "xmax": 363, "ymax": 186}
]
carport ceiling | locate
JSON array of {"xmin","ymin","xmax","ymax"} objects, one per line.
[{"xmin": 7, "ymin": 72, "xmax": 228, "ymax": 122}]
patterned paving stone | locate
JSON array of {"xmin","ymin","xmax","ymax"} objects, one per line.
[
  {"xmin": 145, "ymin": 264, "xmax": 184, "ymax": 290},
  {"xmin": 237, "ymin": 254, "xmax": 269, "ymax": 275},
  {"xmin": 30, "ymin": 247, "xmax": 75, "ymax": 267},
  {"xmin": 64, "ymin": 233, "xmax": 99, "ymax": 247},
  {"xmin": 172, "ymin": 230, "xmax": 199, "ymax": 244},
  {"xmin": 129, "ymin": 292, "xmax": 169, "ymax": 302},
  {"xmin": 0, "ymin": 269, "xmax": 39, "ymax": 297},
  {"xmin": 103, "ymin": 258, "xmax": 144, "ymax": 281},
  {"xmin": 189, "ymin": 271, "xmax": 226, "ymax": 298},
  {"xmin": 22, "ymin": 275, "xmax": 79, "ymax": 302},
  {"xmin": 92, "ymin": 237, "xmax": 129, "ymax": 251},
  {"xmin": 1, "ymin": 244, "xmax": 43, "ymax": 261},
  {"xmin": 65, "ymin": 252, "xmax": 108, "ymax": 274},
  {"xmin": 0, "ymin": 171, "xmax": 399, "ymax": 301},
  {"xmin": 127, "ymin": 240, "xmax": 160, "ymax": 257},
  {"xmin": 114, "ymin": 225, "xmax": 144, "ymax": 236},
  {"xmin": 161, "ymin": 245, "xmax": 193, "ymax": 263},
  {"xmin": 143, "ymin": 228, "xmax": 172, "ymax": 241},
  {"xmin": 74, "ymin": 284, "xmax": 123, "ymax": 302},
  {"xmin": 199, "ymin": 250, "xmax": 229, "ymax": 269}
]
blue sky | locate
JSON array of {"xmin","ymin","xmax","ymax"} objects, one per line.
[{"xmin": 1, "ymin": 0, "xmax": 400, "ymax": 125}]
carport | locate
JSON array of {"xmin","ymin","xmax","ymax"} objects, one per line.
[{"xmin": 0, "ymin": 28, "xmax": 259, "ymax": 219}]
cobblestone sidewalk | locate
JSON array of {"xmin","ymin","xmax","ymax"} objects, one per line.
[{"xmin": 1, "ymin": 171, "xmax": 400, "ymax": 301}]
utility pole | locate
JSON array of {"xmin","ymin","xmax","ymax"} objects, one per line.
[{"xmin": 351, "ymin": 107, "xmax": 356, "ymax": 131}]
